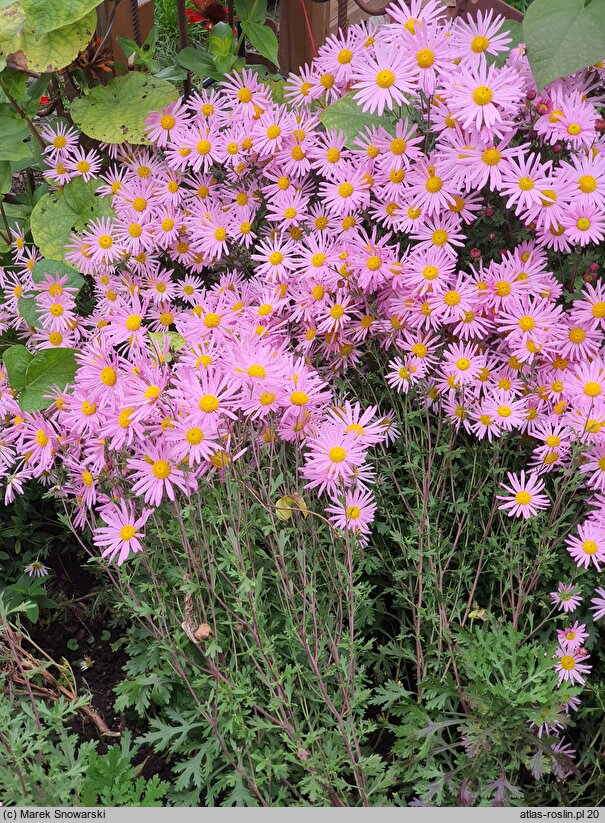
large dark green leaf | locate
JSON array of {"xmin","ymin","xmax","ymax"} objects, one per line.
[
  {"xmin": 70, "ymin": 72, "xmax": 179, "ymax": 144},
  {"xmin": 19, "ymin": 347, "xmax": 78, "ymax": 411},
  {"xmin": 3, "ymin": 343, "xmax": 33, "ymax": 391},
  {"xmin": 241, "ymin": 20, "xmax": 279, "ymax": 68},
  {"xmin": 30, "ymin": 177, "xmax": 113, "ymax": 262},
  {"xmin": 524, "ymin": 0, "xmax": 605, "ymax": 90},
  {"xmin": 320, "ymin": 92, "xmax": 396, "ymax": 148},
  {"xmin": 32, "ymin": 258, "xmax": 85, "ymax": 291}
]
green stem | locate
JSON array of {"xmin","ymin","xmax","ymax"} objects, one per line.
[
  {"xmin": 0, "ymin": 199, "xmax": 11, "ymax": 245},
  {"xmin": 0, "ymin": 78, "xmax": 46, "ymax": 150}
]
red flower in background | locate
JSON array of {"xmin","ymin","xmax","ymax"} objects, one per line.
[{"xmin": 187, "ymin": 0, "xmax": 230, "ymax": 30}]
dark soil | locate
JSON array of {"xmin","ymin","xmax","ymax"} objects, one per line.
[{"xmin": 28, "ymin": 544, "xmax": 173, "ymax": 786}]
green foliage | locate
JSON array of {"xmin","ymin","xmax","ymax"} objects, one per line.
[
  {"xmin": 523, "ymin": 0, "xmax": 605, "ymax": 89},
  {"xmin": 319, "ymin": 93, "xmax": 397, "ymax": 147},
  {"xmin": 32, "ymin": 259, "xmax": 85, "ymax": 291},
  {"xmin": 0, "ymin": 3, "xmax": 97, "ymax": 73},
  {"xmin": 70, "ymin": 73, "xmax": 180, "ymax": 145},
  {"xmin": 2, "ymin": 573, "xmax": 56, "ymax": 623},
  {"xmin": 20, "ymin": 0, "xmax": 100, "ymax": 33},
  {"xmin": 30, "ymin": 176, "xmax": 113, "ymax": 261},
  {"xmin": 3, "ymin": 344, "xmax": 78, "ymax": 411},
  {"xmin": 0, "ymin": 687, "xmax": 168, "ymax": 806},
  {"xmin": 240, "ymin": 21, "xmax": 278, "ymax": 69}
]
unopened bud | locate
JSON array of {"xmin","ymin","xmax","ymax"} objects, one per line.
[{"xmin": 194, "ymin": 623, "xmax": 212, "ymax": 641}]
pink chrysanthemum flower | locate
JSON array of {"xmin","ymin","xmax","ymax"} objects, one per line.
[
  {"xmin": 442, "ymin": 63, "xmax": 523, "ymax": 139},
  {"xmin": 302, "ymin": 423, "xmax": 368, "ymax": 496},
  {"xmin": 351, "ymin": 45, "xmax": 414, "ymax": 116},
  {"xmin": 93, "ymin": 500, "xmax": 152, "ymax": 565},
  {"xmin": 325, "ymin": 488, "xmax": 377, "ymax": 538},
  {"xmin": 590, "ymin": 587, "xmax": 605, "ymax": 621},
  {"xmin": 550, "ymin": 583, "xmax": 582, "ymax": 614},
  {"xmin": 566, "ymin": 520, "xmax": 605, "ymax": 571},
  {"xmin": 128, "ymin": 444, "xmax": 195, "ymax": 507},
  {"xmin": 497, "ymin": 470, "xmax": 549, "ymax": 518},
  {"xmin": 556, "ymin": 622, "xmax": 588, "ymax": 652},
  {"xmin": 554, "ymin": 647, "xmax": 592, "ymax": 686},
  {"xmin": 145, "ymin": 100, "xmax": 188, "ymax": 147}
]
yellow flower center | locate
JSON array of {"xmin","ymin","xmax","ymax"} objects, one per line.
[
  {"xmin": 592, "ymin": 301, "xmax": 605, "ymax": 318},
  {"xmin": 125, "ymin": 314, "xmax": 141, "ymax": 332},
  {"xmin": 160, "ymin": 114, "xmax": 176, "ymax": 130},
  {"xmin": 290, "ymin": 390, "xmax": 309, "ymax": 406},
  {"xmin": 472, "ymin": 85, "xmax": 493, "ymax": 106},
  {"xmin": 519, "ymin": 176, "xmax": 534, "ymax": 191},
  {"xmin": 416, "ymin": 48, "xmax": 435, "ymax": 68},
  {"xmin": 482, "ymin": 148, "xmax": 501, "ymax": 166},
  {"xmin": 456, "ymin": 357, "xmax": 470, "ymax": 370},
  {"xmin": 199, "ymin": 394, "xmax": 219, "ymax": 413},
  {"xmin": 425, "ymin": 175, "xmax": 443, "ymax": 193},
  {"xmin": 338, "ymin": 182, "xmax": 353, "ymax": 198},
  {"xmin": 98, "ymin": 234, "xmax": 113, "ymax": 249},
  {"xmin": 376, "ymin": 69, "xmax": 395, "ymax": 89},
  {"xmin": 118, "ymin": 407, "xmax": 134, "ymax": 428},
  {"xmin": 582, "ymin": 540, "xmax": 598, "ymax": 555},
  {"xmin": 515, "ymin": 490, "xmax": 531, "ymax": 505},
  {"xmin": 152, "ymin": 459, "xmax": 171, "ymax": 479},
  {"xmin": 101, "ymin": 366, "xmax": 117, "ymax": 386},
  {"xmin": 329, "ymin": 446, "xmax": 346, "ymax": 463},
  {"xmin": 186, "ymin": 427, "xmax": 204, "ymax": 445},
  {"xmin": 337, "ymin": 48, "xmax": 353, "ymax": 64},
  {"xmin": 518, "ymin": 315, "xmax": 535, "ymax": 332},
  {"xmin": 346, "ymin": 505, "xmax": 361, "ymax": 519},
  {"xmin": 35, "ymin": 429, "xmax": 49, "ymax": 447},
  {"xmin": 444, "ymin": 290, "xmax": 461, "ymax": 306},
  {"xmin": 471, "ymin": 34, "xmax": 489, "ymax": 53},
  {"xmin": 132, "ymin": 197, "xmax": 147, "ymax": 212},
  {"xmin": 120, "ymin": 525, "xmax": 136, "ymax": 541},
  {"xmin": 578, "ymin": 174, "xmax": 597, "ymax": 193},
  {"xmin": 584, "ymin": 381, "xmax": 601, "ymax": 397},
  {"xmin": 203, "ymin": 312, "xmax": 221, "ymax": 328},
  {"xmin": 576, "ymin": 217, "xmax": 591, "ymax": 231}
]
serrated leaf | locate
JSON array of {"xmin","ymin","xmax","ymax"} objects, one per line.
[
  {"xmin": 523, "ymin": 0, "xmax": 605, "ymax": 90},
  {"xmin": 0, "ymin": 4, "xmax": 97, "ymax": 73},
  {"xmin": 70, "ymin": 72, "xmax": 179, "ymax": 145},
  {"xmin": 20, "ymin": 0, "xmax": 100, "ymax": 33},
  {"xmin": 32, "ymin": 258, "xmax": 84, "ymax": 291},
  {"xmin": 3, "ymin": 344, "xmax": 32, "ymax": 391},
  {"xmin": 319, "ymin": 92, "xmax": 396, "ymax": 148},
  {"xmin": 19, "ymin": 348, "xmax": 77, "ymax": 411},
  {"xmin": 241, "ymin": 20, "xmax": 278, "ymax": 68}
]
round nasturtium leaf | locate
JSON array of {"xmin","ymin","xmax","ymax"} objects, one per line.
[
  {"xmin": 30, "ymin": 177, "xmax": 113, "ymax": 263},
  {"xmin": 0, "ymin": 3, "xmax": 96, "ymax": 73},
  {"xmin": 70, "ymin": 72, "xmax": 180, "ymax": 145},
  {"xmin": 20, "ymin": 0, "xmax": 100, "ymax": 34}
]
